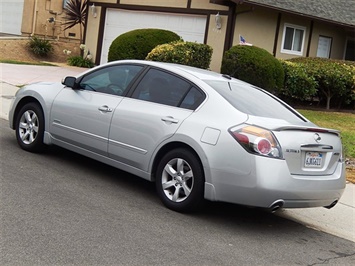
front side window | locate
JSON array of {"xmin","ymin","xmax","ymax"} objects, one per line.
[
  {"xmin": 79, "ymin": 65, "xmax": 143, "ymax": 96},
  {"xmin": 281, "ymin": 24, "xmax": 306, "ymax": 56}
]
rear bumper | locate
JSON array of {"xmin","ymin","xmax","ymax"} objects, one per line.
[{"xmin": 206, "ymin": 156, "xmax": 346, "ymax": 209}]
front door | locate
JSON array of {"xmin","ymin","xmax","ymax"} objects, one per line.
[
  {"xmin": 317, "ymin": 36, "xmax": 332, "ymax": 58},
  {"xmin": 50, "ymin": 64, "xmax": 143, "ymax": 156},
  {"xmin": 50, "ymin": 88, "xmax": 121, "ymax": 156}
]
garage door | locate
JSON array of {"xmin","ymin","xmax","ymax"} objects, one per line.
[
  {"xmin": 101, "ymin": 9, "xmax": 207, "ymax": 64},
  {"xmin": 0, "ymin": 0, "xmax": 24, "ymax": 35}
]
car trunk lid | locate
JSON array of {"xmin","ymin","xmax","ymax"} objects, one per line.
[
  {"xmin": 245, "ymin": 115, "xmax": 342, "ymax": 176},
  {"xmin": 273, "ymin": 126, "xmax": 342, "ymax": 176}
]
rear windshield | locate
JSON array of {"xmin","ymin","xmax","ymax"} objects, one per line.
[{"xmin": 204, "ymin": 80, "xmax": 305, "ymax": 123}]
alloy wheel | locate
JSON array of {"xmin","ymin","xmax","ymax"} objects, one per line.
[
  {"xmin": 18, "ymin": 110, "xmax": 39, "ymax": 145},
  {"xmin": 161, "ymin": 158, "xmax": 194, "ymax": 203}
]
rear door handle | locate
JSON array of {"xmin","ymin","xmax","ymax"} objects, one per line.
[
  {"xmin": 161, "ymin": 116, "xmax": 179, "ymax": 124},
  {"xmin": 98, "ymin": 105, "xmax": 113, "ymax": 113}
]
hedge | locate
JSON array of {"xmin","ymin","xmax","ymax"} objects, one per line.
[
  {"xmin": 287, "ymin": 57, "xmax": 355, "ymax": 109},
  {"xmin": 108, "ymin": 29, "xmax": 181, "ymax": 62},
  {"xmin": 146, "ymin": 41, "xmax": 213, "ymax": 69},
  {"xmin": 279, "ymin": 60, "xmax": 318, "ymax": 102},
  {"xmin": 221, "ymin": 45, "xmax": 284, "ymax": 93}
]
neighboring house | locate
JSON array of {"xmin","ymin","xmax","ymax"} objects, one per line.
[
  {"xmin": 16, "ymin": 0, "xmax": 355, "ymax": 71},
  {"xmin": 85, "ymin": 0, "xmax": 355, "ymax": 71},
  {"xmin": 17, "ymin": 0, "xmax": 81, "ymax": 41}
]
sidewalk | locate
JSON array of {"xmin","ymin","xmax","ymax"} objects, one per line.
[
  {"xmin": 278, "ymin": 183, "xmax": 355, "ymax": 242},
  {"xmin": 0, "ymin": 63, "xmax": 86, "ymax": 120},
  {"xmin": 0, "ymin": 63, "xmax": 354, "ymax": 243},
  {"xmin": 0, "ymin": 63, "xmax": 87, "ymax": 86}
]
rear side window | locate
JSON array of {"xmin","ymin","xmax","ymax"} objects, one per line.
[
  {"xmin": 205, "ymin": 80, "xmax": 305, "ymax": 123},
  {"xmin": 132, "ymin": 68, "xmax": 205, "ymax": 109}
]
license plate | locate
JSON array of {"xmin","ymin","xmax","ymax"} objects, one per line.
[{"xmin": 305, "ymin": 152, "xmax": 323, "ymax": 168}]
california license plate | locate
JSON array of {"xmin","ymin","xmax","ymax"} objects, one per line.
[{"xmin": 305, "ymin": 152, "xmax": 323, "ymax": 168}]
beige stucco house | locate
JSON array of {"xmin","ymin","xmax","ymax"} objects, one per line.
[{"xmin": 12, "ymin": 0, "xmax": 355, "ymax": 71}]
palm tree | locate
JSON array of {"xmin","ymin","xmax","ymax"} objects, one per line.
[{"xmin": 62, "ymin": 0, "xmax": 88, "ymax": 44}]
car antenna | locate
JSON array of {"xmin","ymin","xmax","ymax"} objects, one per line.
[{"xmin": 222, "ymin": 74, "xmax": 231, "ymax": 80}]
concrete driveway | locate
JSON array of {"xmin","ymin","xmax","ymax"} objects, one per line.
[{"xmin": 0, "ymin": 62, "xmax": 354, "ymax": 243}]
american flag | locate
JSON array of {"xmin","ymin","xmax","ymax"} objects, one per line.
[{"xmin": 239, "ymin": 35, "xmax": 253, "ymax": 46}]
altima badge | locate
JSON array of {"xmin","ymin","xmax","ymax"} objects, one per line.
[{"xmin": 314, "ymin": 133, "xmax": 321, "ymax": 143}]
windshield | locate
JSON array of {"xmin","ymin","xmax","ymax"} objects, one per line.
[{"xmin": 204, "ymin": 80, "xmax": 306, "ymax": 123}]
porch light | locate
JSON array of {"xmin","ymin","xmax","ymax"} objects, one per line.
[
  {"xmin": 91, "ymin": 3, "xmax": 97, "ymax": 18},
  {"xmin": 215, "ymin": 12, "xmax": 222, "ymax": 30}
]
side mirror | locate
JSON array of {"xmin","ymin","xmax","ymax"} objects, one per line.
[{"xmin": 62, "ymin": 76, "xmax": 78, "ymax": 89}]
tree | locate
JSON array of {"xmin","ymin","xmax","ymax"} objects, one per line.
[
  {"xmin": 62, "ymin": 0, "xmax": 87, "ymax": 44},
  {"xmin": 289, "ymin": 57, "xmax": 355, "ymax": 109}
]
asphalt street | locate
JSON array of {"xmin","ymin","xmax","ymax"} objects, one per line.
[
  {"xmin": 1, "ymin": 118, "xmax": 355, "ymax": 265},
  {"xmin": 1, "ymin": 62, "xmax": 354, "ymax": 265}
]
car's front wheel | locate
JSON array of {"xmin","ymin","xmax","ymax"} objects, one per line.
[
  {"xmin": 155, "ymin": 148, "xmax": 204, "ymax": 212},
  {"xmin": 15, "ymin": 102, "xmax": 45, "ymax": 152}
]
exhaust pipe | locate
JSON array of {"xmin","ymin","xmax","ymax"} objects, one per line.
[
  {"xmin": 324, "ymin": 200, "xmax": 338, "ymax": 209},
  {"xmin": 268, "ymin": 200, "xmax": 284, "ymax": 213}
]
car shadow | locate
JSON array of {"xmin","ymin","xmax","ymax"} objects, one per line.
[{"xmin": 41, "ymin": 145, "xmax": 313, "ymax": 235}]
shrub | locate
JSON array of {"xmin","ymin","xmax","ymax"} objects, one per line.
[
  {"xmin": 62, "ymin": 0, "xmax": 87, "ymax": 44},
  {"xmin": 279, "ymin": 60, "xmax": 317, "ymax": 101},
  {"xmin": 108, "ymin": 29, "xmax": 181, "ymax": 62},
  {"xmin": 64, "ymin": 44, "xmax": 95, "ymax": 68},
  {"xmin": 28, "ymin": 36, "xmax": 53, "ymax": 57},
  {"xmin": 67, "ymin": 56, "xmax": 94, "ymax": 68},
  {"xmin": 288, "ymin": 57, "xmax": 355, "ymax": 109},
  {"xmin": 221, "ymin": 45, "xmax": 284, "ymax": 93},
  {"xmin": 146, "ymin": 41, "xmax": 213, "ymax": 69}
]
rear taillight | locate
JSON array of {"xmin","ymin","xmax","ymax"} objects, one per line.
[
  {"xmin": 255, "ymin": 137, "xmax": 272, "ymax": 155},
  {"xmin": 229, "ymin": 125, "xmax": 282, "ymax": 159}
]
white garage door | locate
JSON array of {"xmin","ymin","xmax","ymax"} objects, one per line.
[
  {"xmin": 101, "ymin": 9, "xmax": 207, "ymax": 64},
  {"xmin": 0, "ymin": 0, "xmax": 24, "ymax": 35}
]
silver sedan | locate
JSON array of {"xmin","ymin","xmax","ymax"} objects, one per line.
[{"xmin": 9, "ymin": 60, "xmax": 346, "ymax": 212}]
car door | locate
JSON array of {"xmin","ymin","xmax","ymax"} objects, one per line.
[
  {"xmin": 108, "ymin": 68, "xmax": 200, "ymax": 171},
  {"xmin": 50, "ymin": 64, "xmax": 143, "ymax": 156}
]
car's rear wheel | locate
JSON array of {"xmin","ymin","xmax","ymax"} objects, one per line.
[
  {"xmin": 15, "ymin": 102, "xmax": 45, "ymax": 152},
  {"xmin": 155, "ymin": 148, "xmax": 204, "ymax": 212}
]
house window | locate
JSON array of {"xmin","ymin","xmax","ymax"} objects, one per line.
[
  {"xmin": 281, "ymin": 24, "xmax": 306, "ymax": 56},
  {"xmin": 344, "ymin": 38, "xmax": 355, "ymax": 61},
  {"xmin": 63, "ymin": 0, "xmax": 69, "ymax": 8}
]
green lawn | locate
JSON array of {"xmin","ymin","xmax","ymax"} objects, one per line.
[{"xmin": 298, "ymin": 109, "xmax": 355, "ymax": 159}]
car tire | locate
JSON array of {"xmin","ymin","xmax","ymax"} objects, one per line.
[
  {"xmin": 15, "ymin": 102, "xmax": 45, "ymax": 152},
  {"xmin": 155, "ymin": 148, "xmax": 205, "ymax": 212}
]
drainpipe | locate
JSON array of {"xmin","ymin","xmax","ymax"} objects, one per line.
[{"xmin": 31, "ymin": 0, "xmax": 38, "ymax": 36}]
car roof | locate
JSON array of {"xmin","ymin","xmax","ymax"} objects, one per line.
[{"xmin": 106, "ymin": 60, "xmax": 230, "ymax": 82}]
